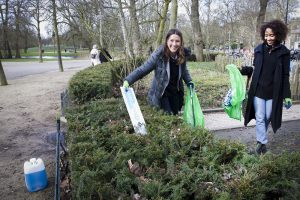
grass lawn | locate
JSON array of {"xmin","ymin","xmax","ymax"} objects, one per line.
[
  {"xmin": 188, "ymin": 61, "xmax": 231, "ymax": 108},
  {"xmin": 141, "ymin": 61, "xmax": 233, "ymax": 108}
]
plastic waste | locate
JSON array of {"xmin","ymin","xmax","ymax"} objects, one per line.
[
  {"xmin": 223, "ymin": 64, "xmax": 246, "ymax": 120},
  {"xmin": 183, "ymin": 86, "xmax": 205, "ymax": 128}
]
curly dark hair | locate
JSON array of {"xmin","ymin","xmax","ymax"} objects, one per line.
[
  {"xmin": 260, "ymin": 19, "xmax": 288, "ymax": 44},
  {"xmin": 163, "ymin": 29, "xmax": 185, "ymax": 65}
]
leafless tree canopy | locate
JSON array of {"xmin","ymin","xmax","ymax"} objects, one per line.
[{"xmin": 1, "ymin": 0, "xmax": 300, "ymax": 58}]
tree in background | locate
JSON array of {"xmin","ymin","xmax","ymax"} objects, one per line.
[
  {"xmin": 129, "ymin": 0, "xmax": 142, "ymax": 57},
  {"xmin": 190, "ymin": 0, "xmax": 204, "ymax": 61},
  {"xmin": 28, "ymin": 0, "xmax": 49, "ymax": 63},
  {"xmin": 12, "ymin": 0, "xmax": 28, "ymax": 59},
  {"xmin": 51, "ymin": 0, "xmax": 63, "ymax": 72},
  {"xmin": 156, "ymin": 0, "xmax": 171, "ymax": 48},
  {"xmin": 0, "ymin": 0, "xmax": 12, "ymax": 59},
  {"xmin": 169, "ymin": 0, "xmax": 178, "ymax": 29},
  {"xmin": 256, "ymin": 0, "xmax": 269, "ymax": 45}
]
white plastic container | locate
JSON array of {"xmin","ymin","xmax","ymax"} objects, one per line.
[{"xmin": 24, "ymin": 158, "xmax": 48, "ymax": 192}]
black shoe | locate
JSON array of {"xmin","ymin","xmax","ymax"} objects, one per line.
[{"xmin": 256, "ymin": 141, "xmax": 267, "ymax": 155}]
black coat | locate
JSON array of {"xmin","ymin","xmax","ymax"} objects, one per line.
[
  {"xmin": 243, "ymin": 43, "xmax": 291, "ymax": 133},
  {"xmin": 99, "ymin": 49, "xmax": 112, "ymax": 63}
]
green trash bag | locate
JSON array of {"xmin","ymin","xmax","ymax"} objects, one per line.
[
  {"xmin": 183, "ymin": 86, "xmax": 205, "ymax": 128},
  {"xmin": 223, "ymin": 64, "xmax": 246, "ymax": 120}
]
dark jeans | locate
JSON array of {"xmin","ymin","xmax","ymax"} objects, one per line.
[{"xmin": 160, "ymin": 92, "xmax": 183, "ymax": 115}]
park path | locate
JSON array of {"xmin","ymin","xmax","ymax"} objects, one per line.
[
  {"xmin": 0, "ymin": 62, "xmax": 88, "ymax": 200},
  {"xmin": 2, "ymin": 59, "xmax": 90, "ymax": 80}
]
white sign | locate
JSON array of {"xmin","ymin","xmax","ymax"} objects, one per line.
[{"xmin": 120, "ymin": 87, "xmax": 147, "ymax": 135}]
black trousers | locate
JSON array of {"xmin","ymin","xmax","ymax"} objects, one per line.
[{"xmin": 160, "ymin": 92, "xmax": 183, "ymax": 115}]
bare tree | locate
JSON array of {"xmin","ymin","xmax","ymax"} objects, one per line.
[
  {"xmin": 12, "ymin": 0, "xmax": 27, "ymax": 59},
  {"xmin": 115, "ymin": 0, "xmax": 134, "ymax": 58},
  {"xmin": 256, "ymin": 0, "xmax": 269, "ymax": 44},
  {"xmin": 129, "ymin": 0, "xmax": 142, "ymax": 56},
  {"xmin": 28, "ymin": 0, "xmax": 49, "ymax": 62},
  {"xmin": 190, "ymin": 0, "xmax": 204, "ymax": 61},
  {"xmin": 156, "ymin": 0, "xmax": 171, "ymax": 48},
  {"xmin": 51, "ymin": 0, "xmax": 63, "ymax": 72},
  {"xmin": 169, "ymin": 0, "xmax": 178, "ymax": 29},
  {"xmin": 203, "ymin": 0, "xmax": 212, "ymax": 49},
  {"xmin": 0, "ymin": 60, "xmax": 8, "ymax": 86},
  {"xmin": 0, "ymin": 0, "xmax": 12, "ymax": 59}
]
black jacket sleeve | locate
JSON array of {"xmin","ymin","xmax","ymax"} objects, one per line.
[{"xmin": 240, "ymin": 66, "xmax": 253, "ymax": 78}]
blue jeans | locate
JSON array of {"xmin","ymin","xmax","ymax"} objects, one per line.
[{"xmin": 253, "ymin": 96, "xmax": 273, "ymax": 144}]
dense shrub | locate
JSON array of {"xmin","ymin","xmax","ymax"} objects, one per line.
[
  {"xmin": 66, "ymin": 98, "xmax": 300, "ymax": 199},
  {"xmin": 68, "ymin": 58, "xmax": 145, "ymax": 104},
  {"xmin": 66, "ymin": 60, "xmax": 300, "ymax": 199},
  {"xmin": 68, "ymin": 62, "xmax": 113, "ymax": 104}
]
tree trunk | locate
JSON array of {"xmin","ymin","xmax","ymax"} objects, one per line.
[
  {"xmin": 129, "ymin": 0, "xmax": 142, "ymax": 56},
  {"xmin": 52, "ymin": 0, "xmax": 64, "ymax": 72},
  {"xmin": 72, "ymin": 35, "xmax": 77, "ymax": 53},
  {"xmin": 169, "ymin": 0, "xmax": 178, "ymax": 29},
  {"xmin": 1, "ymin": 0, "xmax": 12, "ymax": 59},
  {"xmin": 98, "ymin": 1, "xmax": 104, "ymax": 47},
  {"xmin": 205, "ymin": 0, "xmax": 212, "ymax": 50},
  {"xmin": 190, "ymin": 0, "xmax": 204, "ymax": 61},
  {"xmin": 291, "ymin": 62, "xmax": 300, "ymax": 100},
  {"xmin": 156, "ymin": 0, "xmax": 171, "ymax": 48},
  {"xmin": 117, "ymin": 0, "xmax": 134, "ymax": 58},
  {"xmin": 256, "ymin": 0, "xmax": 269, "ymax": 45},
  {"xmin": 35, "ymin": 1, "xmax": 43, "ymax": 63},
  {"xmin": 14, "ymin": 5, "xmax": 21, "ymax": 58},
  {"xmin": 0, "ymin": 60, "xmax": 8, "ymax": 86}
]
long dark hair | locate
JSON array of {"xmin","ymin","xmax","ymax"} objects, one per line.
[
  {"xmin": 163, "ymin": 29, "xmax": 185, "ymax": 65},
  {"xmin": 260, "ymin": 19, "xmax": 288, "ymax": 44}
]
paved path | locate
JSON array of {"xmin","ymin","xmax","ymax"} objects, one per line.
[
  {"xmin": 204, "ymin": 104, "xmax": 300, "ymax": 131},
  {"xmin": 2, "ymin": 59, "xmax": 90, "ymax": 80}
]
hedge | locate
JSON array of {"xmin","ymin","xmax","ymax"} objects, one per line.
[
  {"xmin": 66, "ymin": 98, "xmax": 300, "ymax": 199},
  {"xmin": 68, "ymin": 59, "xmax": 145, "ymax": 105},
  {"xmin": 66, "ymin": 60, "xmax": 300, "ymax": 199}
]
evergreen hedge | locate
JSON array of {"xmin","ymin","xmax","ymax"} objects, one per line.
[
  {"xmin": 66, "ymin": 99, "xmax": 300, "ymax": 199},
  {"xmin": 66, "ymin": 61, "xmax": 300, "ymax": 199},
  {"xmin": 68, "ymin": 59, "xmax": 145, "ymax": 105}
]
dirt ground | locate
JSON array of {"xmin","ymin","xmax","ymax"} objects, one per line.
[
  {"xmin": 0, "ymin": 70, "xmax": 78, "ymax": 200},
  {"xmin": 0, "ymin": 68, "xmax": 299, "ymax": 200}
]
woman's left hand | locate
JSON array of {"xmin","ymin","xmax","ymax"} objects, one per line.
[
  {"xmin": 187, "ymin": 81, "xmax": 194, "ymax": 89},
  {"xmin": 284, "ymin": 98, "xmax": 292, "ymax": 109}
]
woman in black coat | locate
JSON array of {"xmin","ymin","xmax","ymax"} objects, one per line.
[{"xmin": 241, "ymin": 19, "xmax": 292, "ymax": 154}]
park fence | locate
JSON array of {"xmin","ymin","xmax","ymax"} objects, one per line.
[
  {"xmin": 215, "ymin": 54, "xmax": 253, "ymax": 73},
  {"xmin": 215, "ymin": 55, "xmax": 300, "ymax": 100},
  {"xmin": 291, "ymin": 61, "xmax": 300, "ymax": 100}
]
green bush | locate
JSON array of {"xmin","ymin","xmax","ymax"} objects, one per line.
[
  {"xmin": 68, "ymin": 58, "xmax": 145, "ymax": 105},
  {"xmin": 68, "ymin": 63, "xmax": 113, "ymax": 104},
  {"xmin": 66, "ymin": 98, "xmax": 300, "ymax": 199},
  {"xmin": 66, "ymin": 60, "xmax": 300, "ymax": 199}
]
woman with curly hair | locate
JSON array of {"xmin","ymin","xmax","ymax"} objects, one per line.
[
  {"xmin": 240, "ymin": 19, "xmax": 292, "ymax": 154},
  {"xmin": 123, "ymin": 29, "xmax": 194, "ymax": 115}
]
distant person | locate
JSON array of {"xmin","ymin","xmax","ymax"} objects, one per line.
[
  {"xmin": 240, "ymin": 19, "xmax": 292, "ymax": 155},
  {"xmin": 123, "ymin": 28, "xmax": 195, "ymax": 115},
  {"xmin": 99, "ymin": 48, "xmax": 112, "ymax": 63},
  {"xmin": 90, "ymin": 44, "xmax": 100, "ymax": 66}
]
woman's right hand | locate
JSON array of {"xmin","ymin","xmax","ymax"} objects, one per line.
[{"xmin": 123, "ymin": 80, "xmax": 129, "ymax": 91}]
